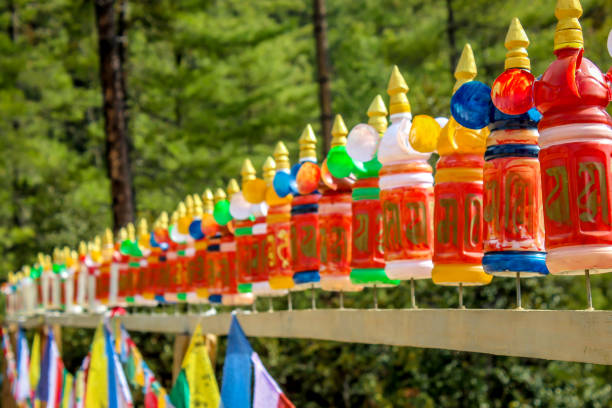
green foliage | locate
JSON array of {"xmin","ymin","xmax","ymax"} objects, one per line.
[{"xmin": 1, "ymin": 0, "xmax": 612, "ymax": 406}]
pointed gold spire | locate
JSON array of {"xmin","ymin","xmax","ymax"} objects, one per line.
[
  {"xmin": 63, "ymin": 247, "xmax": 72, "ymax": 266},
  {"xmin": 127, "ymin": 222, "xmax": 136, "ymax": 241},
  {"xmin": 52, "ymin": 247, "xmax": 61, "ymax": 264},
  {"xmin": 241, "ymin": 158, "xmax": 256, "ymax": 183},
  {"xmin": 214, "ymin": 188, "xmax": 227, "ymax": 204},
  {"xmin": 298, "ymin": 124, "xmax": 317, "ymax": 160},
  {"xmin": 103, "ymin": 228, "xmax": 114, "ymax": 246},
  {"xmin": 331, "ymin": 114, "xmax": 348, "ymax": 148},
  {"xmin": 505, "ymin": 18, "xmax": 530, "ymax": 70},
  {"xmin": 262, "ymin": 156, "xmax": 276, "ymax": 185},
  {"xmin": 273, "ymin": 141, "xmax": 290, "ymax": 170},
  {"xmin": 554, "ymin": 0, "xmax": 583, "ymax": 50},
  {"xmin": 193, "ymin": 194, "xmax": 203, "ymax": 216},
  {"xmin": 78, "ymin": 241, "xmax": 87, "ymax": 256},
  {"xmin": 171, "ymin": 211, "xmax": 179, "ymax": 225},
  {"xmin": 202, "ymin": 189, "xmax": 214, "ymax": 213},
  {"xmin": 37, "ymin": 253, "xmax": 45, "ymax": 267},
  {"xmin": 367, "ymin": 95, "xmax": 389, "ymax": 135},
  {"xmin": 185, "ymin": 195, "xmax": 195, "ymax": 217},
  {"xmin": 453, "ymin": 44, "xmax": 477, "ymax": 94},
  {"xmin": 227, "ymin": 179, "xmax": 240, "ymax": 199},
  {"xmin": 138, "ymin": 218, "xmax": 148, "ymax": 236},
  {"xmin": 158, "ymin": 211, "xmax": 169, "ymax": 229},
  {"xmin": 118, "ymin": 227, "xmax": 128, "ymax": 243},
  {"xmin": 177, "ymin": 201, "xmax": 187, "ymax": 218},
  {"xmin": 387, "ymin": 66, "xmax": 411, "ymax": 115}
]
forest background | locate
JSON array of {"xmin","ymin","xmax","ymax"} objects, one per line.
[{"xmin": 1, "ymin": 0, "xmax": 612, "ymax": 406}]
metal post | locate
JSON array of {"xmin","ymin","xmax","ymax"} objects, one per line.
[
  {"xmin": 410, "ymin": 278, "xmax": 417, "ymax": 309},
  {"xmin": 516, "ymin": 272, "xmax": 522, "ymax": 310},
  {"xmin": 288, "ymin": 291, "xmax": 293, "ymax": 311},
  {"xmin": 252, "ymin": 298, "xmax": 257, "ymax": 313},
  {"xmin": 339, "ymin": 290, "xmax": 344, "ymax": 309},
  {"xmin": 458, "ymin": 283, "xmax": 465, "ymax": 309},
  {"xmin": 311, "ymin": 284, "xmax": 316, "ymax": 310},
  {"xmin": 585, "ymin": 269, "xmax": 594, "ymax": 311},
  {"xmin": 373, "ymin": 284, "xmax": 378, "ymax": 309},
  {"xmin": 268, "ymin": 297, "xmax": 273, "ymax": 313}
]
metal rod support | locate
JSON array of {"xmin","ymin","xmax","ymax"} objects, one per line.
[
  {"xmin": 373, "ymin": 285, "xmax": 378, "ymax": 310},
  {"xmin": 585, "ymin": 269, "xmax": 594, "ymax": 311},
  {"xmin": 410, "ymin": 278, "xmax": 417, "ymax": 309},
  {"xmin": 516, "ymin": 272, "xmax": 522, "ymax": 310},
  {"xmin": 311, "ymin": 285, "xmax": 316, "ymax": 310}
]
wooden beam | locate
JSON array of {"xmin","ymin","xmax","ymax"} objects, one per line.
[{"xmin": 6, "ymin": 309, "xmax": 612, "ymax": 365}]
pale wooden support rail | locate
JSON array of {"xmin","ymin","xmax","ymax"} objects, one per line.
[{"xmin": 6, "ymin": 309, "xmax": 612, "ymax": 365}]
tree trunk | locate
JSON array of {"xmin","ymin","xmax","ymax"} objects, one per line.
[
  {"xmin": 313, "ymin": 0, "xmax": 333, "ymax": 157},
  {"xmin": 94, "ymin": 0, "xmax": 134, "ymax": 231},
  {"xmin": 445, "ymin": 0, "xmax": 459, "ymax": 76}
]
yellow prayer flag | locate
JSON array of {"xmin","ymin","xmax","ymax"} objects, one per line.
[
  {"xmin": 30, "ymin": 332, "xmax": 41, "ymax": 391},
  {"xmin": 85, "ymin": 324, "xmax": 109, "ymax": 408}
]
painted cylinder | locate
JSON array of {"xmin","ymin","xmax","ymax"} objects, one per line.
[
  {"xmin": 235, "ymin": 218, "xmax": 254, "ymax": 293},
  {"xmin": 290, "ymin": 193, "xmax": 321, "ymax": 286},
  {"xmin": 534, "ymin": 46, "xmax": 612, "ymax": 275},
  {"xmin": 482, "ymin": 127, "xmax": 546, "ymax": 276},
  {"xmin": 349, "ymin": 178, "xmax": 388, "ymax": 285},
  {"xmin": 266, "ymin": 203, "xmax": 293, "ymax": 289},
  {"xmin": 318, "ymin": 192, "xmax": 354, "ymax": 289},
  {"xmin": 432, "ymin": 44, "xmax": 492, "ymax": 287}
]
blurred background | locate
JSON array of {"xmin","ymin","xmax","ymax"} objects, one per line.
[{"xmin": 1, "ymin": 0, "xmax": 611, "ymax": 406}]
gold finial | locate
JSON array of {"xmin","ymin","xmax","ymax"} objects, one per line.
[
  {"xmin": 71, "ymin": 250, "xmax": 78, "ymax": 264},
  {"xmin": 138, "ymin": 218, "xmax": 149, "ymax": 247},
  {"xmin": 23, "ymin": 265, "xmax": 31, "ymax": 278},
  {"xmin": 185, "ymin": 195, "xmax": 195, "ymax": 217},
  {"xmin": 37, "ymin": 253, "xmax": 45, "ymax": 266},
  {"xmin": 103, "ymin": 228, "xmax": 114, "ymax": 246},
  {"xmin": 138, "ymin": 218, "xmax": 148, "ymax": 236},
  {"xmin": 262, "ymin": 156, "xmax": 276, "ymax": 185},
  {"xmin": 453, "ymin": 43, "xmax": 477, "ymax": 94},
  {"xmin": 127, "ymin": 222, "xmax": 136, "ymax": 241},
  {"xmin": 193, "ymin": 194, "xmax": 203, "ymax": 216},
  {"xmin": 227, "ymin": 179, "xmax": 240, "ymax": 199},
  {"xmin": 331, "ymin": 115, "xmax": 348, "ymax": 148},
  {"xmin": 159, "ymin": 211, "xmax": 169, "ymax": 229},
  {"xmin": 504, "ymin": 18, "xmax": 530, "ymax": 70},
  {"xmin": 53, "ymin": 247, "xmax": 62, "ymax": 264},
  {"xmin": 94, "ymin": 235, "xmax": 101, "ymax": 249},
  {"xmin": 214, "ymin": 188, "xmax": 227, "ymax": 204},
  {"xmin": 241, "ymin": 159, "xmax": 256, "ymax": 182},
  {"xmin": 273, "ymin": 142, "xmax": 290, "ymax": 170},
  {"xmin": 45, "ymin": 255, "xmax": 52, "ymax": 269},
  {"xmin": 118, "ymin": 227, "xmax": 128, "ymax": 243},
  {"xmin": 367, "ymin": 95, "xmax": 389, "ymax": 135},
  {"xmin": 387, "ymin": 66, "xmax": 411, "ymax": 115},
  {"xmin": 298, "ymin": 124, "xmax": 317, "ymax": 161},
  {"xmin": 171, "ymin": 211, "xmax": 179, "ymax": 225},
  {"xmin": 63, "ymin": 246, "xmax": 71, "ymax": 262},
  {"xmin": 79, "ymin": 241, "xmax": 87, "ymax": 256},
  {"xmin": 177, "ymin": 201, "xmax": 187, "ymax": 218},
  {"xmin": 554, "ymin": 0, "xmax": 583, "ymax": 51},
  {"xmin": 63, "ymin": 247, "xmax": 74, "ymax": 267},
  {"xmin": 203, "ymin": 188, "xmax": 214, "ymax": 213}
]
